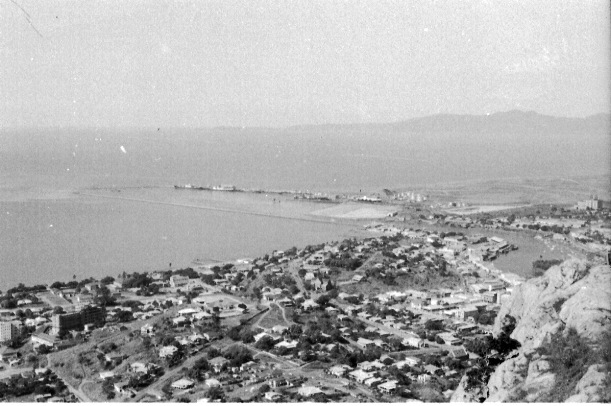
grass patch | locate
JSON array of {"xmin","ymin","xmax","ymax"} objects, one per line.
[{"xmin": 537, "ymin": 326, "xmax": 595, "ymax": 401}]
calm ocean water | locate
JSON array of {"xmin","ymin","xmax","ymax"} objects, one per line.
[{"xmin": 0, "ymin": 194, "xmax": 359, "ymax": 290}]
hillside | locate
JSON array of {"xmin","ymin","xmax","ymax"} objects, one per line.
[{"xmin": 451, "ymin": 259, "xmax": 611, "ymax": 402}]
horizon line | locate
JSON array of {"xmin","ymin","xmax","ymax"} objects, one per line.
[{"xmin": 1, "ymin": 109, "xmax": 609, "ymax": 132}]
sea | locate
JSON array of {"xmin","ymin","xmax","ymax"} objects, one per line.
[{"xmin": 0, "ymin": 126, "xmax": 603, "ymax": 290}]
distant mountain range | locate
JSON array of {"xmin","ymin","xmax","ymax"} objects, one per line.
[
  {"xmin": 393, "ymin": 110, "xmax": 610, "ymax": 133},
  {"xmin": 1, "ymin": 110, "xmax": 608, "ymax": 192},
  {"xmin": 287, "ymin": 110, "xmax": 610, "ymax": 136}
]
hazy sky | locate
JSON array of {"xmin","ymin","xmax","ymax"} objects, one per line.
[{"xmin": 1, "ymin": 0, "xmax": 609, "ymax": 128}]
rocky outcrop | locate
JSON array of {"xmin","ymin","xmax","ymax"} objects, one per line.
[
  {"xmin": 564, "ymin": 364, "xmax": 608, "ymax": 403},
  {"xmin": 493, "ymin": 259, "xmax": 611, "ymax": 351},
  {"xmin": 451, "ymin": 260, "xmax": 611, "ymax": 402},
  {"xmin": 451, "ymin": 375, "xmax": 483, "ymax": 403}
]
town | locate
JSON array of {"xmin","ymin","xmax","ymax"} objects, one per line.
[{"xmin": 0, "ymin": 199, "xmax": 609, "ymax": 403}]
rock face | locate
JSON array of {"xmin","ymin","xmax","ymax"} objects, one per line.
[
  {"xmin": 564, "ymin": 364, "xmax": 607, "ymax": 403},
  {"xmin": 452, "ymin": 260, "xmax": 611, "ymax": 402},
  {"xmin": 493, "ymin": 259, "xmax": 611, "ymax": 351}
]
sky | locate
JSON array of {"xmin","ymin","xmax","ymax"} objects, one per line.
[{"xmin": 1, "ymin": 0, "xmax": 609, "ymax": 128}]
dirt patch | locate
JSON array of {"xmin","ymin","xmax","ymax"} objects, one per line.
[{"xmin": 257, "ymin": 304, "xmax": 289, "ymax": 329}]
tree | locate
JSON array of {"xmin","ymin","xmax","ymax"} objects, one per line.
[
  {"xmin": 287, "ymin": 324, "xmax": 303, "ymax": 339},
  {"xmin": 316, "ymin": 294, "xmax": 330, "ymax": 308},
  {"xmin": 94, "ymin": 285, "xmax": 116, "ymax": 307},
  {"xmin": 50, "ymin": 282, "xmax": 63, "ymax": 290},
  {"xmin": 207, "ymin": 347, "xmax": 221, "ymax": 359},
  {"xmin": 239, "ymin": 329, "xmax": 255, "ymax": 343},
  {"xmin": 206, "ymin": 386, "xmax": 224, "ymax": 400},
  {"xmin": 52, "ymin": 306, "xmax": 65, "ymax": 314},
  {"xmin": 298, "ymin": 268, "xmax": 307, "ymax": 278},
  {"xmin": 255, "ymin": 335, "xmax": 275, "ymax": 351},
  {"xmin": 227, "ymin": 326, "xmax": 242, "ymax": 341},
  {"xmin": 36, "ymin": 345, "xmax": 51, "ymax": 355},
  {"xmin": 161, "ymin": 382, "xmax": 173, "ymax": 396},
  {"xmin": 464, "ymin": 337, "xmax": 492, "ymax": 357},
  {"xmin": 424, "ymin": 319, "xmax": 443, "ymax": 331},
  {"xmin": 100, "ymin": 276, "xmax": 115, "ymax": 285}
]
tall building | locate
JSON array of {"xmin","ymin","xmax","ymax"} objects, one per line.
[
  {"xmin": 577, "ymin": 197, "xmax": 603, "ymax": 211},
  {"xmin": 169, "ymin": 275, "xmax": 189, "ymax": 288},
  {"xmin": 0, "ymin": 322, "xmax": 19, "ymax": 342},
  {"xmin": 51, "ymin": 306, "xmax": 106, "ymax": 335}
]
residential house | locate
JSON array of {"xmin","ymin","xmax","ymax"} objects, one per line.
[
  {"xmin": 298, "ymin": 386, "xmax": 322, "ymax": 398},
  {"xmin": 172, "ymin": 378, "xmax": 195, "ymax": 390},
  {"xmin": 378, "ymin": 380, "xmax": 398, "ymax": 394},
  {"xmin": 276, "ymin": 297, "xmax": 293, "ymax": 307},
  {"xmin": 172, "ymin": 316, "xmax": 188, "ymax": 326},
  {"xmin": 349, "ymin": 369, "xmax": 374, "ymax": 384},
  {"xmin": 449, "ymin": 347, "xmax": 469, "ymax": 360},
  {"xmin": 457, "ymin": 306, "xmax": 479, "ymax": 321},
  {"xmin": 404, "ymin": 356, "xmax": 421, "ymax": 367},
  {"xmin": 0, "ymin": 346, "xmax": 18, "ymax": 362},
  {"xmin": 328, "ymin": 365, "xmax": 350, "ymax": 377},
  {"xmin": 352, "ymin": 275, "xmax": 366, "ymax": 283},
  {"xmin": 209, "ymin": 356, "xmax": 229, "ymax": 373},
  {"xmin": 204, "ymin": 378, "xmax": 221, "ymax": 388},
  {"xmin": 114, "ymin": 380, "xmax": 136, "ymax": 397},
  {"xmin": 264, "ymin": 392, "xmax": 282, "ymax": 401},
  {"xmin": 301, "ymin": 299, "xmax": 319, "ymax": 311},
  {"xmin": 356, "ymin": 338, "xmax": 375, "ymax": 350},
  {"xmin": 364, "ymin": 377, "xmax": 383, "ymax": 387},
  {"xmin": 437, "ymin": 332, "xmax": 462, "ymax": 346},
  {"xmin": 159, "ymin": 345, "xmax": 178, "ymax": 358},
  {"xmin": 403, "ymin": 336, "xmax": 425, "ymax": 348}
]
